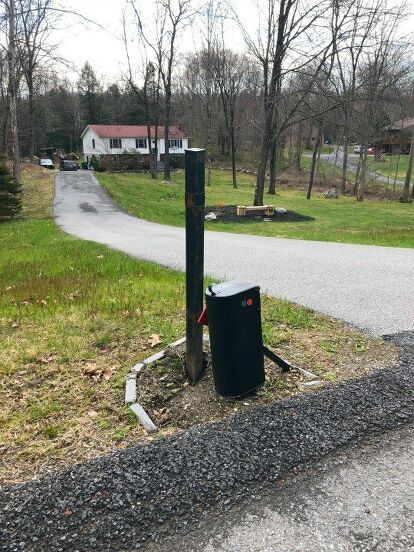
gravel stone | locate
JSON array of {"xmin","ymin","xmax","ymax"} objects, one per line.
[{"xmin": 1, "ymin": 331, "xmax": 413, "ymax": 552}]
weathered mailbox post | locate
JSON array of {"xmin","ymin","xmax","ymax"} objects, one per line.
[{"xmin": 185, "ymin": 148, "xmax": 205, "ymax": 383}]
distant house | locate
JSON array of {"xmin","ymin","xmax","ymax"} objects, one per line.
[
  {"xmin": 377, "ymin": 117, "xmax": 414, "ymax": 154},
  {"xmin": 81, "ymin": 125, "xmax": 189, "ymax": 164}
]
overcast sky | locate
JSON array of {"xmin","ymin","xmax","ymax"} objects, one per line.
[{"xmin": 56, "ymin": 0, "xmax": 414, "ymax": 85}]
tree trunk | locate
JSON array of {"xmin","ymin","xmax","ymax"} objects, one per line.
[
  {"xmin": 402, "ymin": 132, "xmax": 414, "ymax": 201},
  {"xmin": 331, "ymin": 142, "xmax": 340, "ymax": 181},
  {"xmin": 353, "ymin": 151, "xmax": 363, "ymax": 196},
  {"xmin": 230, "ymin": 127, "xmax": 237, "ymax": 189},
  {"xmin": 163, "ymin": 87, "xmax": 171, "ymax": 181},
  {"xmin": 147, "ymin": 124, "xmax": 156, "ymax": 179},
  {"xmin": 8, "ymin": 0, "xmax": 20, "ymax": 184},
  {"xmin": 393, "ymin": 146, "xmax": 402, "ymax": 194},
  {"xmin": 2, "ymin": 97, "xmax": 9, "ymax": 153},
  {"xmin": 306, "ymin": 127, "xmax": 322, "ymax": 199},
  {"xmin": 254, "ymin": 107, "xmax": 275, "ymax": 205},
  {"xmin": 356, "ymin": 149, "xmax": 367, "ymax": 201},
  {"xmin": 253, "ymin": 0, "xmax": 286, "ymax": 207},
  {"xmin": 341, "ymin": 133, "xmax": 348, "ymax": 194},
  {"xmin": 28, "ymin": 78, "xmax": 35, "ymax": 162},
  {"xmin": 268, "ymin": 139, "xmax": 277, "ymax": 194},
  {"xmin": 294, "ymin": 121, "xmax": 303, "ymax": 171},
  {"xmin": 206, "ymin": 74, "xmax": 212, "ymax": 187}
]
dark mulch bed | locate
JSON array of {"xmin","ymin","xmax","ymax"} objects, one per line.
[{"xmin": 205, "ymin": 204, "xmax": 314, "ymax": 223}]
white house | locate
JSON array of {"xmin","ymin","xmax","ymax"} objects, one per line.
[{"xmin": 81, "ymin": 124, "xmax": 189, "ymax": 163}]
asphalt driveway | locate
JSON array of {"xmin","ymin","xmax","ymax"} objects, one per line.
[
  {"xmin": 318, "ymin": 146, "xmax": 408, "ymax": 188},
  {"xmin": 53, "ymin": 171, "xmax": 414, "ymax": 335}
]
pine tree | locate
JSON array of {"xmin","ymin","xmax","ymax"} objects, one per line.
[{"xmin": 0, "ymin": 158, "xmax": 22, "ymax": 220}]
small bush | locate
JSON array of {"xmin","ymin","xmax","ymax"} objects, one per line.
[
  {"xmin": 0, "ymin": 157, "xmax": 22, "ymax": 221},
  {"xmin": 100, "ymin": 153, "xmax": 143, "ymax": 172},
  {"xmin": 169, "ymin": 154, "xmax": 185, "ymax": 169},
  {"xmin": 90, "ymin": 155, "xmax": 100, "ymax": 171}
]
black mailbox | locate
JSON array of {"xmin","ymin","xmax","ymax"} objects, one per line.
[{"xmin": 205, "ymin": 281, "xmax": 265, "ymax": 397}]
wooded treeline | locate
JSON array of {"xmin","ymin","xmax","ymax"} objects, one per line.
[{"xmin": 0, "ymin": 0, "xmax": 413, "ymax": 201}]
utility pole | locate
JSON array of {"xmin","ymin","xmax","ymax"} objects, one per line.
[{"xmin": 185, "ymin": 148, "xmax": 205, "ymax": 383}]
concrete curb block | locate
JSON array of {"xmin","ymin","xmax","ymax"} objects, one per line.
[
  {"xmin": 124, "ymin": 336, "xmax": 189, "ymax": 433},
  {"xmin": 129, "ymin": 403, "xmax": 157, "ymax": 433},
  {"xmin": 296, "ymin": 366, "xmax": 320, "ymax": 380},
  {"xmin": 124, "ymin": 335, "xmax": 319, "ymax": 431},
  {"xmin": 124, "ymin": 376, "xmax": 137, "ymax": 404}
]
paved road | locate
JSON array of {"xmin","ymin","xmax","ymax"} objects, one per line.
[
  {"xmin": 54, "ymin": 171, "xmax": 414, "ymax": 335},
  {"xmin": 151, "ymin": 424, "xmax": 414, "ymax": 552}
]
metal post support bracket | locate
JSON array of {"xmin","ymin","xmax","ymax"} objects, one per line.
[{"xmin": 185, "ymin": 192, "xmax": 205, "ymax": 207}]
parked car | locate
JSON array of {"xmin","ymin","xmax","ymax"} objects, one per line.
[
  {"xmin": 60, "ymin": 160, "xmax": 78, "ymax": 171},
  {"xmin": 39, "ymin": 158, "xmax": 55, "ymax": 170},
  {"xmin": 353, "ymin": 145, "xmax": 376, "ymax": 155}
]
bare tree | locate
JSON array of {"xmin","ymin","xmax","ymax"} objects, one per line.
[
  {"xmin": 131, "ymin": 0, "xmax": 194, "ymax": 181},
  {"xmin": 0, "ymin": 49, "xmax": 9, "ymax": 152},
  {"xmin": 212, "ymin": 46, "xmax": 249, "ymax": 188},
  {"xmin": 330, "ymin": 0, "xmax": 388, "ymax": 194},
  {"xmin": 1, "ymin": 0, "xmax": 21, "ymax": 183},
  {"xmin": 235, "ymin": 0, "xmax": 345, "ymax": 205},
  {"xmin": 16, "ymin": 0, "xmax": 57, "ymax": 161},
  {"xmin": 123, "ymin": 12, "xmax": 161, "ymax": 178},
  {"xmin": 200, "ymin": 0, "xmax": 218, "ymax": 186},
  {"xmin": 353, "ymin": 6, "xmax": 409, "ymax": 200},
  {"xmin": 402, "ymin": 130, "xmax": 413, "ymax": 200}
]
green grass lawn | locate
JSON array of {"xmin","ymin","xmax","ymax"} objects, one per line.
[
  {"xmin": 366, "ymin": 154, "xmax": 413, "ymax": 184},
  {"xmin": 97, "ymin": 169, "xmax": 414, "ymax": 248},
  {"xmin": 1, "ymin": 164, "xmax": 397, "ymax": 483},
  {"xmin": 0, "ymin": 164, "xmax": 189, "ymax": 483}
]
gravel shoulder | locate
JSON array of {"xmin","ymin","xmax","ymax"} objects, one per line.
[{"xmin": 1, "ymin": 331, "xmax": 413, "ymax": 552}]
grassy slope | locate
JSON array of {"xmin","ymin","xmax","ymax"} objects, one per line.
[
  {"xmin": 0, "ymin": 165, "xmax": 187, "ymax": 483},
  {"xmin": 367, "ymin": 155, "xmax": 413, "ymax": 183},
  {"xmin": 316, "ymin": 149, "xmax": 413, "ymax": 184},
  {"xmin": 98, "ymin": 170, "xmax": 414, "ymax": 248},
  {"xmin": 0, "ymin": 164, "xmax": 398, "ymax": 483}
]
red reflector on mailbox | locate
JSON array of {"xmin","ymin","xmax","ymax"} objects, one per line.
[{"xmin": 198, "ymin": 306, "xmax": 209, "ymax": 326}]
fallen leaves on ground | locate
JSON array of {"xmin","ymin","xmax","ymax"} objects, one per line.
[
  {"xmin": 83, "ymin": 363, "xmax": 113, "ymax": 381},
  {"xmin": 147, "ymin": 334, "xmax": 162, "ymax": 348}
]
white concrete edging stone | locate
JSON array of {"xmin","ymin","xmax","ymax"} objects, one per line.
[
  {"xmin": 124, "ymin": 337, "xmax": 188, "ymax": 433},
  {"xmin": 125, "ymin": 335, "xmax": 320, "ymax": 432}
]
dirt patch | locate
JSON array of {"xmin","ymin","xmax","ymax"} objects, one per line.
[
  {"xmin": 205, "ymin": 205, "xmax": 314, "ymax": 223},
  {"xmin": 138, "ymin": 333, "xmax": 399, "ymax": 434}
]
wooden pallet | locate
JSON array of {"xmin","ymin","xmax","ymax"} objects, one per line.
[{"xmin": 236, "ymin": 205, "xmax": 275, "ymax": 216}]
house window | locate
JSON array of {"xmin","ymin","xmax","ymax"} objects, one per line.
[
  {"xmin": 92, "ymin": 139, "xmax": 95, "ymax": 149},
  {"xmin": 110, "ymin": 138, "xmax": 122, "ymax": 149},
  {"xmin": 136, "ymin": 138, "xmax": 147, "ymax": 149},
  {"xmin": 168, "ymin": 139, "xmax": 182, "ymax": 149}
]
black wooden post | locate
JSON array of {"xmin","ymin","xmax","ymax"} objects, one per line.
[{"xmin": 185, "ymin": 148, "xmax": 205, "ymax": 383}]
